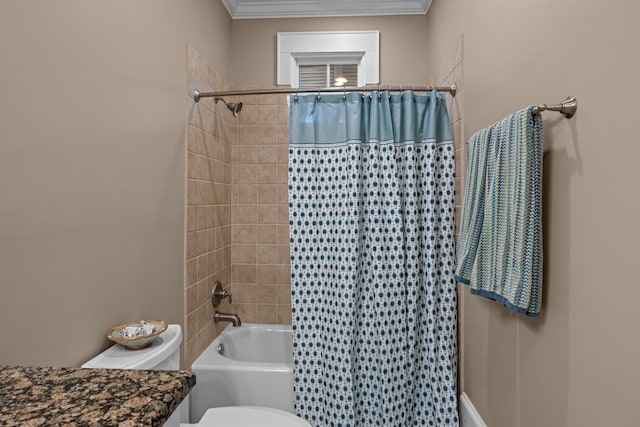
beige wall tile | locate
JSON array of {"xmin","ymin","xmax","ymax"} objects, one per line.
[
  {"xmin": 257, "ymin": 265, "xmax": 278, "ymax": 284},
  {"xmin": 257, "ymin": 304, "xmax": 278, "ymax": 323},
  {"xmin": 235, "ymin": 304, "xmax": 258, "ymax": 323},
  {"xmin": 186, "ymin": 259, "xmax": 197, "ymax": 286},
  {"xmin": 277, "ymin": 246, "xmax": 290, "ymax": 265},
  {"xmin": 235, "ymin": 283, "xmax": 258, "ymax": 303},
  {"xmin": 237, "ymin": 224, "xmax": 258, "ymax": 244},
  {"xmin": 237, "ymin": 185, "xmax": 258, "ymax": 204},
  {"xmin": 186, "ymin": 232, "xmax": 198, "ymax": 260},
  {"xmin": 278, "ymin": 204, "xmax": 289, "ymax": 225},
  {"xmin": 278, "ymin": 144, "xmax": 289, "ymax": 165},
  {"xmin": 237, "ymin": 244, "xmax": 257, "ymax": 264},
  {"xmin": 258, "ymin": 145, "xmax": 278, "ymax": 164},
  {"xmin": 207, "ymin": 206, "xmax": 222, "ymax": 229},
  {"xmin": 277, "ymin": 125, "xmax": 289, "ymax": 145},
  {"xmin": 258, "ymin": 284, "xmax": 278, "ymax": 304},
  {"xmin": 258, "ymin": 105, "xmax": 278, "ymax": 125},
  {"xmin": 258, "ymin": 93, "xmax": 279, "ymax": 105},
  {"xmin": 258, "ymin": 165, "xmax": 278, "ymax": 184},
  {"xmin": 186, "ymin": 179, "xmax": 199, "ymax": 206},
  {"xmin": 238, "ymin": 125, "xmax": 258, "ymax": 145},
  {"xmin": 277, "ymin": 285, "xmax": 291, "ymax": 305},
  {"xmin": 234, "ymin": 145, "xmax": 258, "ymax": 164},
  {"xmin": 257, "ymin": 184, "xmax": 278, "ymax": 204},
  {"xmin": 258, "ymin": 125, "xmax": 278, "ymax": 144},
  {"xmin": 234, "ymin": 165, "xmax": 258, "ymax": 184},
  {"xmin": 208, "ymin": 251, "xmax": 221, "ymax": 275},
  {"xmin": 278, "ymin": 105, "xmax": 289, "ymax": 125},
  {"xmin": 277, "ymin": 305, "xmax": 292, "ymax": 324},
  {"xmin": 237, "ymin": 205, "xmax": 258, "ymax": 224},
  {"xmin": 196, "ymin": 207, "xmax": 207, "ymax": 231},
  {"xmin": 258, "ymin": 224, "xmax": 277, "ymax": 244},
  {"xmin": 239, "ymin": 105, "xmax": 258, "ymax": 125},
  {"xmin": 276, "ymin": 165, "xmax": 288, "ymax": 184},
  {"xmin": 258, "ymin": 204, "xmax": 278, "ymax": 224},
  {"xmin": 197, "ymin": 255, "xmax": 208, "ymax": 281},
  {"xmin": 236, "ymin": 264, "xmax": 257, "ymax": 283},
  {"xmin": 186, "ymin": 206, "xmax": 197, "ymax": 232},
  {"xmin": 186, "ymin": 309, "xmax": 198, "ymax": 339},
  {"xmin": 276, "ymin": 185, "xmax": 288, "ymax": 204},
  {"xmin": 276, "ymin": 264, "xmax": 291, "ymax": 285},
  {"xmin": 275, "ymin": 224, "xmax": 289, "ymax": 245},
  {"xmin": 257, "ymin": 245, "xmax": 278, "ymax": 264}
]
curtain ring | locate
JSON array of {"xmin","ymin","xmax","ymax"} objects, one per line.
[
  {"xmin": 316, "ymin": 91, "xmax": 321, "ymax": 101},
  {"xmin": 294, "ymin": 88, "xmax": 298, "ymax": 102},
  {"xmin": 343, "ymin": 87, "xmax": 346, "ymax": 100}
]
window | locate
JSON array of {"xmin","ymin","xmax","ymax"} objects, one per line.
[
  {"xmin": 277, "ymin": 31, "xmax": 379, "ymax": 88},
  {"xmin": 299, "ymin": 64, "xmax": 359, "ymax": 88}
]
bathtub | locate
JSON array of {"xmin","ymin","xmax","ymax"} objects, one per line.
[{"xmin": 189, "ymin": 323, "xmax": 294, "ymax": 423}]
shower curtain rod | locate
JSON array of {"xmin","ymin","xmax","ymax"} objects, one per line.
[{"xmin": 193, "ymin": 82, "xmax": 457, "ymax": 102}]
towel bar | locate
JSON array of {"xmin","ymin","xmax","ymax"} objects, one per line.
[{"xmin": 532, "ymin": 96, "xmax": 577, "ymax": 118}]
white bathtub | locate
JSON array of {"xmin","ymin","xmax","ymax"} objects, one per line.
[{"xmin": 189, "ymin": 323, "xmax": 294, "ymax": 423}]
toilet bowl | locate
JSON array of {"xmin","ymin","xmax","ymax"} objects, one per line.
[{"xmin": 82, "ymin": 324, "xmax": 310, "ymax": 427}]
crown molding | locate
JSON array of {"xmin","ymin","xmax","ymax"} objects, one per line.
[{"xmin": 222, "ymin": 0, "xmax": 432, "ymax": 19}]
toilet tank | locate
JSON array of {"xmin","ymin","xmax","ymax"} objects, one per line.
[
  {"xmin": 82, "ymin": 324, "xmax": 182, "ymax": 370},
  {"xmin": 82, "ymin": 324, "xmax": 187, "ymax": 427}
]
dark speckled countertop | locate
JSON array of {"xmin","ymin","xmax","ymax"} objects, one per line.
[{"xmin": 0, "ymin": 365, "xmax": 195, "ymax": 426}]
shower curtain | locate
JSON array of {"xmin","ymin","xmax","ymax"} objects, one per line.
[{"xmin": 288, "ymin": 90, "xmax": 458, "ymax": 427}]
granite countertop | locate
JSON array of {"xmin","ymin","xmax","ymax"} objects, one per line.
[{"xmin": 0, "ymin": 365, "xmax": 195, "ymax": 426}]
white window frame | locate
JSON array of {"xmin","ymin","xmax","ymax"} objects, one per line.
[{"xmin": 277, "ymin": 31, "xmax": 380, "ymax": 88}]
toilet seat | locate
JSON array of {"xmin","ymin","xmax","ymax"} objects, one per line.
[{"xmin": 197, "ymin": 406, "xmax": 310, "ymax": 427}]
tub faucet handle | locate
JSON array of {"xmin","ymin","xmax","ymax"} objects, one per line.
[
  {"xmin": 217, "ymin": 290, "xmax": 232, "ymax": 304},
  {"xmin": 211, "ymin": 280, "xmax": 232, "ymax": 307}
]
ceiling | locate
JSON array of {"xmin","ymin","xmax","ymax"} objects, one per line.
[{"xmin": 221, "ymin": 0, "xmax": 432, "ymax": 19}]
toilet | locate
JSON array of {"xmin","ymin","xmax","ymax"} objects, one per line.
[{"xmin": 82, "ymin": 324, "xmax": 310, "ymax": 427}]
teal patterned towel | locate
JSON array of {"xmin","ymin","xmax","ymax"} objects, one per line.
[{"xmin": 454, "ymin": 107, "xmax": 543, "ymax": 316}]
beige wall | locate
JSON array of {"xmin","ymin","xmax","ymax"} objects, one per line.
[
  {"xmin": 426, "ymin": 1, "xmax": 640, "ymax": 426},
  {"xmin": 0, "ymin": 0, "xmax": 231, "ymax": 367},
  {"xmin": 231, "ymin": 15, "xmax": 429, "ymax": 87}
]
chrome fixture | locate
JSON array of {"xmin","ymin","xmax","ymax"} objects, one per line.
[
  {"xmin": 214, "ymin": 312, "xmax": 242, "ymax": 327},
  {"xmin": 216, "ymin": 98, "xmax": 243, "ymax": 117},
  {"xmin": 193, "ymin": 90, "xmax": 242, "ymax": 117},
  {"xmin": 532, "ymin": 96, "xmax": 578, "ymax": 118},
  {"xmin": 211, "ymin": 280, "xmax": 233, "ymax": 307},
  {"xmin": 192, "ymin": 82, "xmax": 458, "ymax": 100}
]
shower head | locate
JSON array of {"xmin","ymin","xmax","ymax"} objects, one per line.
[{"xmin": 215, "ymin": 98, "xmax": 243, "ymax": 117}]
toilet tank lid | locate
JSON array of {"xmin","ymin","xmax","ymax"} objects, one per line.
[
  {"xmin": 199, "ymin": 407, "xmax": 311, "ymax": 427},
  {"xmin": 81, "ymin": 324, "xmax": 182, "ymax": 370}
]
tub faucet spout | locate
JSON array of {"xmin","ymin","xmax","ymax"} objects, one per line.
[{"xmin": 214, "ymin": 311, "xmax": 242, "ymax": 327}]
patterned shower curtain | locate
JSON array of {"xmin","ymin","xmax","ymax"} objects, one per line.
[{"xmin": 288, "ymin": 90, "xmax": 458, "ymax": 427}]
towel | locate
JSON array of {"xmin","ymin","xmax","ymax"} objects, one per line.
[{"xmin": 454, "ymin": 106, "xmax": 543, "ymax": 316}]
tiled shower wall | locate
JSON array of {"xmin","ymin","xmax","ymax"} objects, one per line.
[
  {"xmin": 230, "ymin": 93, "xmax": 292, "ymax": 324},
  {"xmin": 184, "ymin": 46, "xmax": 234, "ymax": 368},
  {"xmin": 184, "ymin": 47, "xmax": 291, "ymax": 368}
]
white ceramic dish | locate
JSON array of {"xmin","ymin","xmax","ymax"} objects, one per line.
[{"xmin": 107, "ymin": 320, "xmax": 167, "ymax": 350}]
